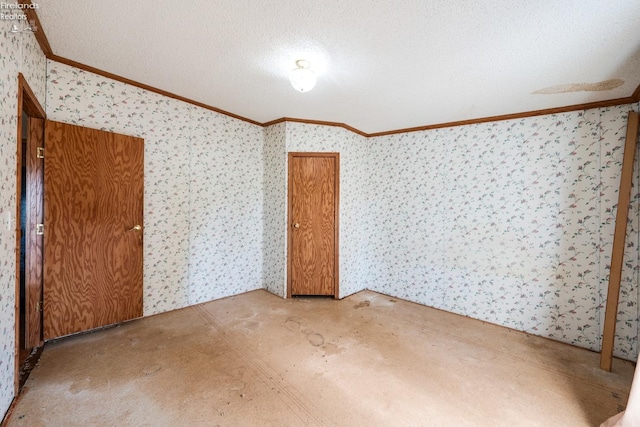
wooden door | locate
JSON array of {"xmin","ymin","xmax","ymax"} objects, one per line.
[
  {"xmin": 24, "ymin": 117, "xmax": 44, "ymax": 347},
  {"xmin": 288, "ymin": 153, "xmax": 339, "ymax": 297},
  {"xmin": 16, "ymin": 73, "xmax": 47, "ymax": 394},
  {"xmin": 43, "ymin": 120, "xmax": 144, "ymax": 340}
]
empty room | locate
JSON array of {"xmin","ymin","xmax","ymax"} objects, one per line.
[{"xmin": 2, "ymin": 1, "xmax": 640, "ymax": 425}]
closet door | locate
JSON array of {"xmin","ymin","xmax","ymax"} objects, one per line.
[
  {"xmin": 44, "ymin": 120, "xmax": 144, "ymax": 339},
  {"xmin": 288, "ymin": 153, "xmax": 339, "ymax": 297}
]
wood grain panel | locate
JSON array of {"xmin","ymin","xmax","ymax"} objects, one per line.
[
  {"xmin": 44, "ymin": 121, "xmax": 144, "ymax": 340},
  {"xmin": 289, "ymin": 154, "xmax": 338, "ymax": 296},
  {"xmin": 25, "ymin": 117, "xmax": 44, "ymax": 348}
]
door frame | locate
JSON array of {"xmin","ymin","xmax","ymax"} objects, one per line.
[
  {"xmin": 287, "ymin": 152, "xmax": 340, "ymax": 299},
  {"xmin": 14, "ymin": 73, "xmax": 46, "ymax": 394}
]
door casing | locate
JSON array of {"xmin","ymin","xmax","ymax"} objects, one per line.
[
  {"xmin": 15, "ymin": 73, "xmax": 46, "ymax": 394},
  {"xmin": 287, "ymin": 152, "xmax": 340, "ymax": 298}
]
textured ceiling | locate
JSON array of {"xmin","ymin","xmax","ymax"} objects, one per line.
[{"xmin": 36, "ymin": 0, "xmax": 640, "ymax": 134}]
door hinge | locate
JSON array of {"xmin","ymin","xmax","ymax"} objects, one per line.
[
  {"xmin": 36, "ymin": 147, "xmax": 44, "ymax": 159},
  {"xmin": 36, "ymin": 301, "xmax": 43, "ymax": 312},
  {"xmin": 36, "ymin": 223, "xmax": 44, "ymax": 235}
]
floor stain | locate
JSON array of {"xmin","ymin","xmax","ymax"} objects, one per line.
[
  {"xmin": 68, "ymin": 378, "xmax": 91, "ymax": 394},
  {"xmin": 323, "ymin": 342, "xmax": 345, "ymax": 356},
  {"xmin": 228, "ymin": 380, "xmax": 246, "ymax": 391},
  {"xmin": 304, "ymin": 330, "xmax": 325, "ymax": 347},
  {"xmin": 353, "ymin": 301, "xmax": 370, "ymax": 309},
  {"xmin": 142, "ymin": 365, "xmax": 162, "ymax": 376},
  {"xmin": 284, "ymin": 318, "xmax": 301, "ymax": 331},
  {"xmin": 9, "ymin": 290, "xmax": 634, "ymax": 426},
  {"xmin": 286, "ymin": 318, "xmax": 325, "ymax": 347},
  {"xmin": 235, "ymin": 320, "xmax": 259, "ymax": 331}
]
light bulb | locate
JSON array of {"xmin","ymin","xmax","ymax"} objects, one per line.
[{"xmin": 289, "ymin": 60, "xmax": 316, "ymax": 92}]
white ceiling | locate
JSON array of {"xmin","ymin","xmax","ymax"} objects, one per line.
[{"xmin": 36, "ymin": 0, "xmax": 640, "ymax": 134}]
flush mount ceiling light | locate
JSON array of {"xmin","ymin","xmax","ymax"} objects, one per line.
[{"xmin": 289, "ymin": 60, "xmax": 317, "ymax": 93}]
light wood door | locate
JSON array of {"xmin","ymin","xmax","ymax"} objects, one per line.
[
  {"xmin": 24, "ymin": 117, "xmax": 44, "ymax": 348},
  {"xmin": 288, "ymin": 153, "xmax": 339, "ymax": 297},
  {"xmin": 43, "ymin": 120, "xmax": 144, "ymax": 340}
]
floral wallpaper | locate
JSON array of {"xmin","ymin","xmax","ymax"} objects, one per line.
[
  {"xmin": 366, "ymin": 105, "xmax": 640, "ymax": 360},
  {"xmin": 20, "ymin": 30, "xmax": 46, "ymax": 105},
  {"xmin": 263, "ymin": 110, "xmax": 640, "ymax": 363},
  {"xmin": 188, "ymin": 109, "xmax": 264, "ymax": 304},
  {"xmin": 283, "ymin": 122, "xmax": 373, "ymax": 299},
  {"xmin": 2, "ymin": 28, "xmax": 640, "ymax": 421},
  {"xmin": 598, "ymin": 105, "xmax": 640, "ymax": 359},
  {"xmin": 263, "ymin": 123, "xmax": 287, "ymax": 297},
  {"xmin": 46, "ymin": 60, "xmax": 265, "ymax": 315},
  {"xmin": 0, "ymin": 23, "xmax": 47, "ymax": 419}
]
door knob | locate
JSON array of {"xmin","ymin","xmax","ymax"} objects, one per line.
[
  {"xmin": 293, "ymin": 223, "xmax": 300, "ymax": 229},
  {"xmin": 127, "ymin": 224, "xmax": 142, "ymax": 232}
]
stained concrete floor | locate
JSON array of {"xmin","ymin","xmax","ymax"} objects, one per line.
[{"xmin": 5, "ymin": 290, "xmax": 635, "ymax": 426}]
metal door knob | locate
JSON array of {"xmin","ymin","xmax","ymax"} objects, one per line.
[
  {"xmin": 127, "ymin": 224, "xmax": 142, "ymax": 232},
  {"xmin": 293, "ymin": 223, "xmax": 300, "ymax": 229}
]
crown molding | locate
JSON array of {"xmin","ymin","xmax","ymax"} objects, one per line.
[
  {"xmin": 24, "ymin": 6, "xmax": 640, "ymax": 138},
  {"xmin": 263, "ymin": 117, "xmax": 368, "ymax": 137},
  {"xmin": 49, "ymin": 55, "xmax": 263, "ymax": 126},
  {"xmin": 633, "ymin": 82, "xmax": 640, "ymax": 102},
  {"xmin": 19, "ymin": 0, "xmax": 52, "ymax": 56},
  {"xmin": 365, "ymin": 95, "xmax": 640, "ymax": 137}
]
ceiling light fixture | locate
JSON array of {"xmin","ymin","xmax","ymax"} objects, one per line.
[{"xmin": 289, "ymin": 60, "xmax": 316, "ymax": 93}]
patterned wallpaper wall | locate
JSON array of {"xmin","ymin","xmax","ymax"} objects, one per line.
[
  {"xmin": 188, "ymin": 109, "xmax": 264, "ymax": 304},
  {"xmin": 46, "ymin": 60, "xmax": 265, "ymax": 314},
  {"xmin": 284, "ymin": 123, "xmax": 373, "ymax": 299},
  {"xmin": 263, "ymin": 123, "xmax": 287, "ymax": 296},
  {"xmin": 366, "ymin": 105, "xmax": 640, "ymax": 360},
  {"xmin": 263, "ymin": 105, "xmax": 640, "ymax": 360},
  {"xmin": 0, "ymin": 25, "xmax": 47, "ymax": 419},
  {"xmin": 2, "ymin": 28, "xmax": 640, "ymax": 419}
]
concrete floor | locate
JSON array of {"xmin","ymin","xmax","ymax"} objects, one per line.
[{"xmin": 5, "ymin": 290, "xmax": 635, "ymax": 426}]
